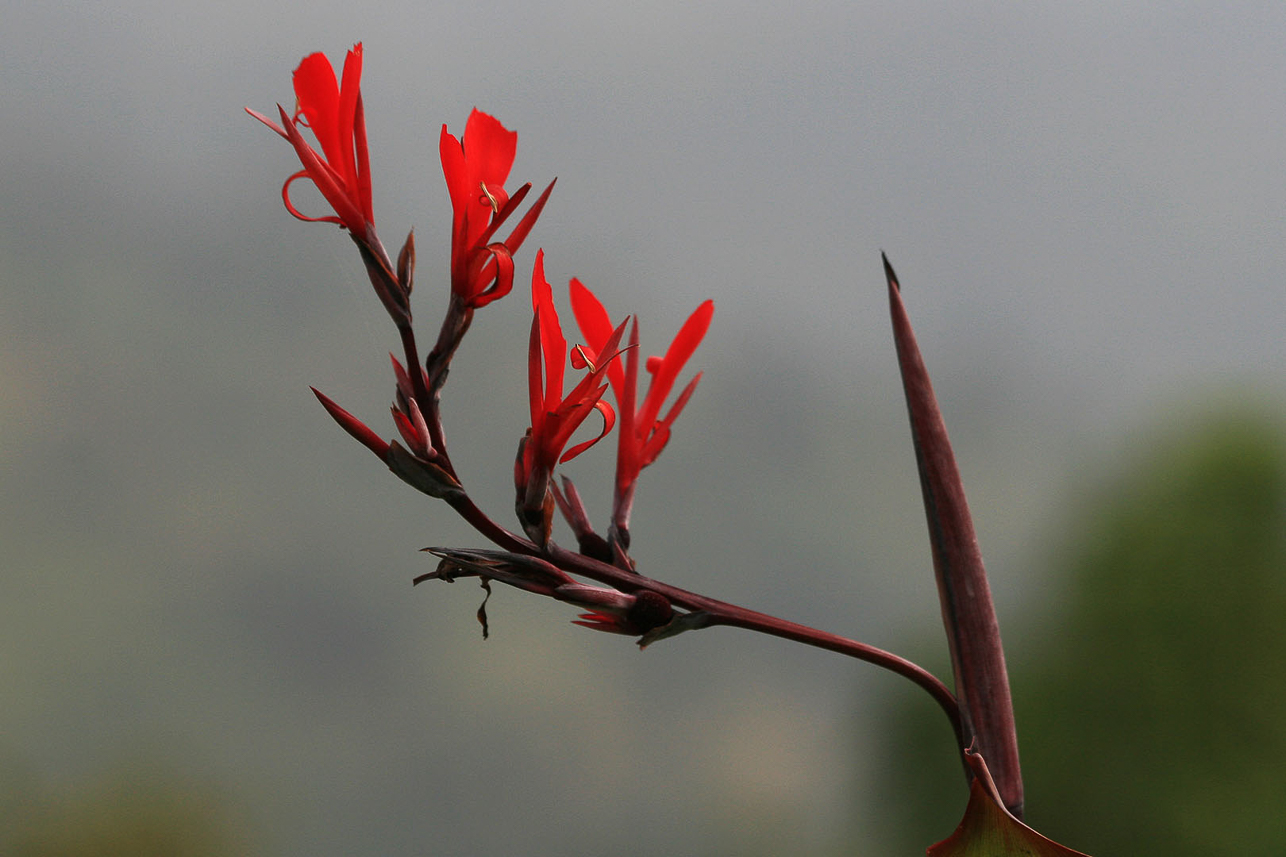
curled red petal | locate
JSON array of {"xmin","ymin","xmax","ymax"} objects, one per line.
[
  {"xmin": 277, "ymin": 104, "xmax": 365, "ymax": 232},
  {"xmin": 560, "ymin": 400, "xmax": 617, "ymax": 464},
  {"xmin": 281, "ymin": 171, "xmax": 344, "ymax": 225},
  {"xmin": 469, "ymin": 243, "xmax": 515, "ymax": 308}
]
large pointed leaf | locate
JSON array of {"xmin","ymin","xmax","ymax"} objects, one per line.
[{"xmin": 884, "ymin": 253, "xmax": 1023, "ymax": 815}]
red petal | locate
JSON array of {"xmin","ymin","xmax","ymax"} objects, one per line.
[
  {"xmin": 480, "ymin": 181, "xmax": 530, "ymax": 245},
  {"xmin": 639, "ymin": 371, "xmax": 702, "ymax": 468},
  {"xmin": 292, "ymin": 52, "xmax": 341, "ymax": 172},
  {"xmin": 527, "ymin": 315, "xmax": 544, "ymax": 429},
  {"xmin": 392, "ymin": 407, "xmax": 420, "ymax": 451},
  {"xmin": 560, "ymin": 400, "xmax": 617, "ymax": 463},
  {"xmin": 335, "ymin": 44, "xmax": 363, "ymax": 194},
  {"xmin": 353, "ymin": 93, "xmax": 373, "ymax": 226},
  {"xmin": 501, "ymin": 177, "xmax": 556, "ymax": 255},
  {"xmin": 468, "ymin": 243, "xmax": 515, "ymax": 308},
  {"xmin": 637, "ymin": 299, "xmax": 713, "ymax": 429},
  {"xmin": 463, "ymin": 109, "xmax": 517, "ymax": 189},
  {"xmin": 569, "ymin": 278, "xmax": 613, "ymax": 353},
  {"xmin": 245, "ymin": 106, "xmax": 289, "ymax": 139},
  {"xmin": 530, "ymin": 251, "xmax": 566, "ymax": 404},
  {"xmin": 278, "ymin": 105, "xmax": 364, "ymax": 232},
  {"xmin": 280, "ymin": 171, "xmax": 343, "ymax": 225},
  {"xmin": 617, "ymin": 318, "xmax": 640, "ymax": 450},
  {"xmin": 439, "ymin": 124, "xmax": 467, "ymax": 205}
]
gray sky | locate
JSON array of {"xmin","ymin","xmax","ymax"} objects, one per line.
[{"xmin": 2, "ymin": 2, "xmax": 1284, "ymax": 854}]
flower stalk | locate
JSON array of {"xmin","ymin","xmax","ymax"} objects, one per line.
[{"xmin": 248, "ymin": 43, "xmax": 1072, "ymax": 853}]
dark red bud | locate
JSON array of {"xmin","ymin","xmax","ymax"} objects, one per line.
[
  {"xmin": 397, "ymin": 229, "xmax": 415, "ymax": 296},
  {"xmin": 627, "ymin": 590, "xmax": 673, "ymax": 633}
]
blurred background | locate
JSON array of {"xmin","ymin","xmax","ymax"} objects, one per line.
[{"xmin": 2, "ymin": 2, "xmax": 1284, "ymax": 854}]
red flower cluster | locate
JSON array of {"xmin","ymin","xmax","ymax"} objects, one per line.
[
  {"xmin": 570, "ymin": 282, "xmax": 713, "ymax": 543},
  {"xmin": 252, "ymin": 44, "xmax": 711, "ymax": 626},
  {"xmin": 247, "ymin": 44, "xmax": 374, "ymax": 239},
  {"xmin": 440, "ymin": 110, "xmax": 554, "ymax": 309},
  {"xmin": 515, "ymin": 251, "xmax": 628, "ymax": 545}
]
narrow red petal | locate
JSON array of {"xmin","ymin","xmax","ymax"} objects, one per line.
[
  {"xmin": 353, "ymin": 93, "xmax": 373, "ymax": 226},
  {"xmin": 569, "ymin": 277, "xmax": 626, "ymax": 399},
  {"xmin": 637, "ymin": 299, "xmax": 713, "ymax": 429},
  {"xmin": 502, "ymin": 177, "xmax": 556, "ymax": 255},
  {"xmin": 392, "ymin": 407, "xmax": 420, "ymax": 450},
  {"xmin": 335, "ymin": 43, "xmax": 363, "ymax": 195},
  {"xmin": 438, "ymin": 125, "xmax": 467, "ymax": 204},
  {"xmin": 530, "ymin": 251, "xmax": 566, "ymax": 403},
  {"xmin": 527, "ymin": 315, "xmax": 543, "ymax": 429},
  {"xmin": 245, "ymin": 106, "xmax": 290, "ymax": 139},
  {"xmin": 569, "ymin": 278, "xmax": 613, "ymax": 353},
  {"xmin": 560, "ymin": 400, "xmax": 617, "ymax": 463},
  {"xmin": 639, "ymin": 372, "xmax": 702, "ymax": 469}
]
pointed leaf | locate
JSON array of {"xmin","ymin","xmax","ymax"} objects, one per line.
[{"xmin": 884, "ymin": 253, "xmax": 1023, "ymax": 815}]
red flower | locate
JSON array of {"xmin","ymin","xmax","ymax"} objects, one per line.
[
  {"xmin": 515, "ymin": 251, "xmax": 627, "ymax": 544},
  {"xmin": 569, "ymin": 281, "xmax": 712, "ymax": 512},
  {"xmin": 440, "ymin": 110, "xmax": 553, "ymax": 308},
  {"xmin": 247, "ymin": 44, "xmax": 374, "ymax": 238}
]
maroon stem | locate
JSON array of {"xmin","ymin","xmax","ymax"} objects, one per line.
[
  {"xmin": 397, "ymin": 324, "xmax": 430, "ymax": 407},
  {"xmin": 430, "ymin": 477, "xmax": 965, "ymax": 752},
  {"xmin": 711, "ymin": 603, "xmax": 965, "ymax": 751},
  {"xmin": 546, "ymin": 546, "xmax": 967, "ymax": 752}
]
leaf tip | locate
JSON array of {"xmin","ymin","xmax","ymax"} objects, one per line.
[{"xmin": 882, "ymin": 251, "xmax": 901, "ymax": 293}]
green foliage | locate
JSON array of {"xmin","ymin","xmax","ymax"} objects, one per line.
[
  {"xmin": 874, "ymin": 403, "xmax": 1286, "ymax": 855},
  {"xmin": 0, "ymin": 759, "xmax": 257, "ymax": 857}
]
